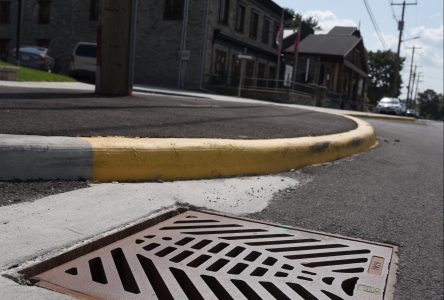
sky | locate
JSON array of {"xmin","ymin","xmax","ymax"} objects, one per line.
[{"xmin": 275, "ymin": 0, "xmax": 444, "ymax": 98}]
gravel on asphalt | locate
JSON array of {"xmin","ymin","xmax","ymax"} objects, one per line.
[{"xmin": 0, "ymin": 181, "xmax": 89, "ymax": 207}]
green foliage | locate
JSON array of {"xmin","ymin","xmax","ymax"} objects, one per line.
[
  {"xmin": 367, "ymin": 50, "xmax": 404, "ymax": 105},
  {"xmin": 17, "ymin": 67, "xmax": 76, "ymax": 82},
  {"xmin": 284, "ymin": 8, "xmax": 321, "ymax": 31},
  {"xmin": 417, "ymin": 89, "xmax": 444, "ymax": 121},
  {"xmin": 0, "ymin": 60, "xmax": 11, "ymax": 67},
  {"xmin": 0, "ymin": 60, "xmax": 76, "ymax": 82}
]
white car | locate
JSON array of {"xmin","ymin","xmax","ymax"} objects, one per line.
[
  {"xmin": 376, "ymin": 97, "xmax": 406, "ymax": 115},
  {"xmin": 70, "ymin": 42, "xmax": 97, "ymax": 82}
]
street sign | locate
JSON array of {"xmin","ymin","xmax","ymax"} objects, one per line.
[
  {"xmin": 237, "ymin": 54, "xmax": 253, "ymax": 60},
  {"xmin": 179, "ymin": 50, "xmax": 191, "ymax": 61}
]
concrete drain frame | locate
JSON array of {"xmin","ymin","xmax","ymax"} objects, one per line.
[{"xmin": 13, "ymin": 208, "xmax": 398, "ymax": 300}]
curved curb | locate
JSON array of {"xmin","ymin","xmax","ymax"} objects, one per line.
[
  {"xmin": 346, "ymin": 113, "xmax": 415, "ymax": 122},
  {"xmin": 82, "ymin": 116, "xmax": 376, "ymax": 182},
  {"xmin": 0, "ymin": 116, "xmax": 376, "ymax": 182}
]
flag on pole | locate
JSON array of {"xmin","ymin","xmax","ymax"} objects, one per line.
[
  {"xmin": 293, "ymin": 32, "xmax": 300, "ymax": 53},
  {"xmin": 275, "ymin": 24, "xmax": 284, "ymax": 54}
]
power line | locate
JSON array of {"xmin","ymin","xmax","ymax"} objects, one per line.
[
  {"xmin": 388, "ymin": 0, "xmax": 399, "ymax": 22},
  {"xmin": 391, "ymin": 0, "xmax": 418, "ymax": 97},
  {"xmin": 363, "ymin": 0, "xmax": 388, "ymax": 49}
]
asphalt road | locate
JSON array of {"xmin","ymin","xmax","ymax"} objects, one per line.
[
  {"xmin": 0, "ymin": 115, "xmax": 442, "ymax": 298},
  {"xmin": 250, "ymin": 118, "xmax": 444, "ymax": 299},
  {"xmin": 0, "ymin": 87, "xmax": 356, "ymax": 139}
]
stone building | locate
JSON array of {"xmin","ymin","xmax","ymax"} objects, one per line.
[
  {"xmin": 0, "ymin": 0, "xmax": 99, "ymax": 72},
  {"xmin": 0, "ymin": 0, "xmax": 287, "ymax": 89}
]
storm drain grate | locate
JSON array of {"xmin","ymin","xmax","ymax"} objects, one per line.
[{"xmin": 31, "ymin": 211, "xmax": 396, "ymax": 299}]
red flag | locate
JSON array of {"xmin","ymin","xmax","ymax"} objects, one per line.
[{"xmin": 293, "ymin": 32, "xmax": 300, "ymax": 53}]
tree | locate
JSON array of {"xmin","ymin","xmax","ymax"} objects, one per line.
[
  {"xmin": 417, "ymin": 89, "xmax": 444, "ymax": 121},
  {"xmin": 367, "ymin": 50, "xmax": 405, "ymax": 105},
  {"xmin": 284, "ymin": 8, "xmax": 321, "ymax": 31}
]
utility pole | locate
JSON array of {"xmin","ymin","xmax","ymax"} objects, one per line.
[
  {"xmin": 391, "ymin": 0, "xmax": 417, "ymax": 97},
  {"xmin": 413, "ymin": 73, "xmax": 422, "ymax": 105},
  {"xmin": 15, "ymin": 0, "xmax": 22, "ymax": 65},
  {"xmin": 405, "ymin": 46, "xmax": 421, "ymax": 108},
  {"xmin": 409, "ymin": 65, "xmax": 417, "ymax": 103}
]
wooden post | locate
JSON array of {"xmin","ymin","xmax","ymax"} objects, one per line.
[{"xmin": 96, "ymin": 0, "xmax": 137, "ymax": 96}]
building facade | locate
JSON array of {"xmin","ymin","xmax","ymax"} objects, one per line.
[
  {"xmin": 0, "ymin": 0, "xmax": 286, "ymax": 89},
  {"xmin": 0, "ymin": 0, "xmax": 98, "ymax": 72},
  {"xmin": 283, "ymin": 27, "xmax": 369, "ymax": 109}
]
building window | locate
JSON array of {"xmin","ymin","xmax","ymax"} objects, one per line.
[
  {"xmin": 249, "ymin": 10, "xmax": 259, "ymax": 39},
  {"xmin": 218, "ymin": 0, "xmax": 229, "ymax": 24},
  {"xmin": 261, "ymin": 17, "xmax": 270, "ymax": 45},
  {"xmin": 0, "ymin": 1, "xmax": 11, "ymax": 24},
  {"xmin": 268, "ymin": 66, "xmax": 276, "ymax": 87},
  {"xmin": 0, "ymin": 38, "xmax": 11, "ymax": 59},
  {"xmin": 36, "ymin": 39, "xmax": 50, "ymax": 48},
  {"xmin": 214, "ymin": 50, "xmax": 227, "ymax": 84},
  {"xmin": 245, "ymin": 60, "xmax": 255, "ymax": 86},
  {"xmin": 90, "ymin": 0, "xmax": 99, "ymax": 21},
  {"xmin": 230, "ymin": 54, "xmax": 241, "ymax": 86},
  {"xmin": 235, "ymin": 4, "xmax": 245, "ymax": 33},
  {"xmin": 164, "ymin": 0, "xmax": 183, "ymax": 20},
  {"xmin": 38, "ymin": 0, "xmax": 50, "ymax": 24},
  {"xmin": 257, "ymin": 63, "xmax": 266, "ymax": 87}
]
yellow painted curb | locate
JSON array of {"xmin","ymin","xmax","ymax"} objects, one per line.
[
  {"xmin": 80, "ymin": 116, "xmax": 376, "ymax": 182},
  {"xmin": 346, "ymin": 113, "xmax": 416, "ymax": 122}
]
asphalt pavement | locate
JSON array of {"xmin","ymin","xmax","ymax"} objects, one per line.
[
  {"xmin": 0, "ymin": 86, "xmax": 356, "ymax": 139},
  {"xmin": 1, "ymin": 118, "xmax": 442, "ymax": 299},
  {"xmin": 251, "ymin": 118, "xmax": 444, "ymax": 299},
  {"xmin": 0, "ymin": 85, "xmax": 442, "ymax": 298}
]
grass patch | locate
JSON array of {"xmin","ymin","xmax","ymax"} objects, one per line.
[{"xmin": 0, "ymin": 60, "xmax": 76, "ymax": 82}]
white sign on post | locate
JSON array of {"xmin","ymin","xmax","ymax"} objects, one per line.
[
  {"xmin": 284, "ymin": 65, "xmax": 293, "ymax": 87},
  {"xmin": 237, "ymin": 54, "xmax": 253, "ymax": 60}
]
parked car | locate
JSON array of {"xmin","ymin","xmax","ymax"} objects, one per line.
[
  {"xmin": 70, "ymin": 42, "xmax": 97, "ymax": 82},
  {"xmin": 376, "ymin": 97, "xmax": 406, "ymax": 115},
  {"xmin": 406, "ymin": 109, "xmax": 419, "ymax": 118},
  {"xmin": 7, "ymin": 47, "xmax": 55, "ymax": 72}
]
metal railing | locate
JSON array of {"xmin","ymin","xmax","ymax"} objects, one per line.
[{"xmin": 202, "ymin": 74, "xmax": 319, "ymax": 96}]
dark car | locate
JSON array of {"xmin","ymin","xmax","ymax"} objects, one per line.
[{"xmin": 7, "ymin": 47, "xmax": 55, "ymax": 72}]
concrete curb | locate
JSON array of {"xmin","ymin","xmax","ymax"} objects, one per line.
[
  {"xmin": 346, "ymin": 113, "xmax": 416, "ymax": 122},
  {"xmin": 0, "ymin": 116, "xmax": 376, "ymax": 182}
]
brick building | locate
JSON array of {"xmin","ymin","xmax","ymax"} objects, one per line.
[{"xmin": 0, "ymin": 0, "xmax": 287, "ymax": 89}]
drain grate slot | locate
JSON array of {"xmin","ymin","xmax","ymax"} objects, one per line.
[
  {"xmin": 137, "ymin": 254, "xmax": 174, "ymax": 300},
  {"xmin": 201, "ymin": 275, "xmax": 234, "ymax": 300},
  {"xmin": 187, "ymin": 254, "xmax": 212, "ymax": 268},
  {"xmin": 231, "ymin": 279, "xmax": 262, "ymax": 300},
  {"xmin": 110, "ymin": 248, "xmax": 140, "ymax": 294},
  {"xmin": 170, "ymin": 267, "xmax": 205, "ymax": 300},
  {"xmin": 88, "ymin": 257, "xmax": 108, "ymax": 284},
  {"xmin": 191, "ymin": 239, "xmax": 212, "ymax": 250},
  {"xmin": 30, "ymin": 210, "xmax": 395, "ymax": 300}
]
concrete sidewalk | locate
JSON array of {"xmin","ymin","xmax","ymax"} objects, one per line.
[{"xmin": 0, "ymin": 84, "xmax": 376, "ymax": 182}]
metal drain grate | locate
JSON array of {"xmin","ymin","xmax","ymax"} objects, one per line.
[{"xmin": 32, "ymin": 211, "xmax": 395, "ymax": 299}]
